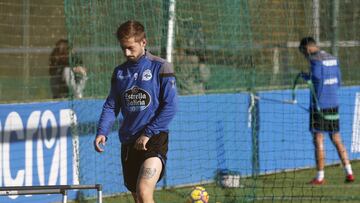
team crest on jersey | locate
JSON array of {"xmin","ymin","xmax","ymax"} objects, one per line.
[
  {"xmin": 123, "ymin": 86, "xmax": 151, "ymax": 112},
  {"xmin": 117, "ymin": 70, "xmax": 124, "ymax": 79},
  {"xmin": 117, "ymin": 70, "xmax": 131, "ymax": 80},
  {"xmin": 142, "ymin": 69, "xmax": 152, "ymax": 81}
]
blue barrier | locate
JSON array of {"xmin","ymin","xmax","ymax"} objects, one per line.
[
  {"xmin": 0, "ymin": 102, "xmax": 78, "ymax": 202},
  {"xmin": 0, "ymin": 87, "xmax": 358, "ymax": 202}
]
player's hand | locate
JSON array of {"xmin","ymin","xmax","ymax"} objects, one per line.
[
  {"xmin": 134, "ymin": 135, "xmax": 150, "ymax": 151},
  {"xmin": 299, "ymin": 71, "xmax": 310, "ymax": 81},
  {"xmin": 73, "ymin": 66, "xmax": 87, "ymax": 76},
  {"xmin": 94, "ymin": 135, "xmax": 106, "ymax": 153}
]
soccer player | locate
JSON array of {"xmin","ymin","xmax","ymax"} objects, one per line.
[
  {"xmin": 298, "ymin": 37, "xmax": 354, "ymax": 185},
  {"xmin": 94, "ymin": 20, "xmax": 178, "ymax": 203}
]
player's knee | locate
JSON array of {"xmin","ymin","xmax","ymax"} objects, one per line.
[
  {"xmin": 313, "ymin": 133, "xmax": 323, "ymax": 142},
  {"xmin": 330, "ymin": 133, "xmax": 341, "ymax": 142},
  {"xmin": 313, "ymin": 139, "xmax": 323, "ymax": 148},
  {"xmin": 136, "ymin": 186, "xmax": 154, "ymax": 203}
]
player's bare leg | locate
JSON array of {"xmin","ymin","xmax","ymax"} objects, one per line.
[
  {"xmin": 136, "ymin": 157, "xmax": 163, "ymax": 203},
  {"xmin": 131, "ymin": 192, "xmax": 138, "ymax": 203},
  {"xmin": 310, "ymin": 132, "xmax": 326, "ymax": 184},
  {"xmin": 331, "ymin": 132, "xmax": 354, "ymax": 182},
  {"xmin": 314, "ymin": 132, "xmax": 325, "ymax": 171},
  {"xmin": 330, "ymin": 132, "xmax": 350, "ymax": 165}
]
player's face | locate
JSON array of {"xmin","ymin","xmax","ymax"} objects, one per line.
[
  {"xmin": 300, "ymin": 44, "xmax": 318, "ymax": 58},
  {"xmin": 299, "ymin": 45, "xmax": 309, "ymax": 57},
  {"xmin": 58, "ymin": 42, "xmax": 68, "ymax": 55},
  {"xmin": 120, "ymin": 37, "xmax": 146, "ymax": 62}
]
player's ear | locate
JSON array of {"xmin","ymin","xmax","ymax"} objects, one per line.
[{"xmin": 140, "ymin": 38, "xmax": 147, "ymax": 48}]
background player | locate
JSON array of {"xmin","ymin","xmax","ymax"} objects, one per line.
[{"xmin": 298, "ymin": 36, "xmax": 354, "ymax": 185}]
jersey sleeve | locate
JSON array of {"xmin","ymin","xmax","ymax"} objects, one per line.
[
  {"xmin": 144, "ymin": 62, "xmax": 178, "ymax": 137},
  {"xmin": 337, "ymin": 63, "xmax": 342, "ymax": 87},
  {"xmin": 310, "ymin": 60, "xmax": 322, "ymax": 82},
  {"xmin": 96, "ymin": 69, "xmax": 121, "ymax": 138},
  {"xmin": 309, "ymin": 60, "xmax": 322, "ymax": 107}
]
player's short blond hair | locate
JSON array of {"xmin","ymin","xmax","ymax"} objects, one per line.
[{"xmin": 116, "ymin": 20, "xmax": 146, "ymax": 42}]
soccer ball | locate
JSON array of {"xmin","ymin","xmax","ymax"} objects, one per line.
[{"xmin": 188, "ymin": 186, "xmax": 209, "ymax": 203}]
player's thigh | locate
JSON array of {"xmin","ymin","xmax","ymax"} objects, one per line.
[{"xmin": 137, "ymin": 157, "xmax": 163, "ymax": 191}]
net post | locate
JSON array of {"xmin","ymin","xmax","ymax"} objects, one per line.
[
  {"xmin": 61, "ymin": 189, "xmax": 68, "ymax": 203},
  {"xmin": 248, "ymin": 92, "xmax": 260, "ymax": 177},
  {"xmin": 96, "ymin": 184, "xmax": 102, "ymax": 203},
  {"xmin": 166, "ymin": 0, "xmax": 176, "ymax": 63}
]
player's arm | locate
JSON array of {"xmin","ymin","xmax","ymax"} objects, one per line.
[
  {"xmin": 94, "ymin": 69, "xmax": 121, "ymax": 152},
  {"xmin": 308, "ymin": 60, "xmax": 324, "ymax": 110},
  {"xmin": 143, "ymin": 62, "xmax": 178, "ymax": 138},
  {"xmin": 310, "ymin": 60, "xmax": 322, "ymax": 81}
]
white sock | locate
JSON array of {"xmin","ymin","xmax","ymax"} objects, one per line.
[
  {"xmin": 316, "ymin": 170, "xmax": 324, "ymax": 180},
  {"xmin": 345, "ymin": 164, "xmax": 353, "ymax": 175}
]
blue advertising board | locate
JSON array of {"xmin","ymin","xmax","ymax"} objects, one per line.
[
  {"xmin": 0, "ymin": 102, "xmax": 80, "ymax": 202},
  {"xmin": 0, "ymin": 86, "xmax": 359, "ymax": 202}
]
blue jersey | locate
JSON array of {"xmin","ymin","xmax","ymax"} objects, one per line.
[
  {"xmin": 97, "ymin": 51, "xmax": 178, "ymax": 144},
  {"xmin": 304, "ymin": 50, "xmax": 341, "ymax": 109}
]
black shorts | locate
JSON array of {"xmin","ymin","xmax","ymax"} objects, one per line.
[
  {"xmin": 310, "ymin": 107, "xmax": 339, "ymax": 133},
  {"xmin": 121, "ymin": 132, "xmax": 168, "ymax": 193}
]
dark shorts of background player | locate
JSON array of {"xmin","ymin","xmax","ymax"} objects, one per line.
[
  {"xmin": 121, "ymin": 132, "xmax": 168, "ymax": 193},
  {"xmin": 309, "ymin": 107, "xmax": 339, "ymax": 133}
]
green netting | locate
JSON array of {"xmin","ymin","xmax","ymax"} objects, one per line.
[
  {"xmin": 0, "ymin": 0, "xmax": 66, "ymax": 102},
  {"xmin": 63, "ymin": 0, "xmax": 359, "ymax": 99},
  {"xmin": 63, "ymin": 0, "xmax": 166, "ymax": 98},
  {"xmin": 0, "ymin": 0, "xmax": 358, "ymax": 101},
  {"xmin": 63, "ymin": 0, "xmax": 255, "ymax": 96}
]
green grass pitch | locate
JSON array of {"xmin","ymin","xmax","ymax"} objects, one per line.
[{"xmin": 73, "ymin": 160, "xmax": 360, "ymax": 203}]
